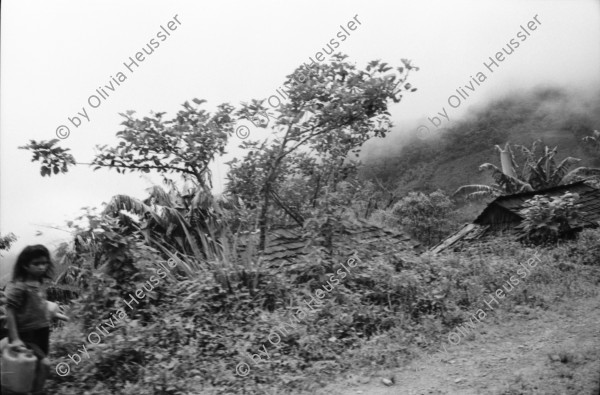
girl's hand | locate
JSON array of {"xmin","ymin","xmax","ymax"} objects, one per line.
[
  {"xmin": 55, "ymin": 312, "xmax": 69, "ymax": 321},
  {"xmin": 11, "ymin": 339, "xmax": 25, "ymax": 349}
]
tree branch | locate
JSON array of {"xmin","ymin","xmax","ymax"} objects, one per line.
[
  {"xmin": 269, "ymin": 190, "xmax": 304, "ymax": 226},
  {"xmin": 79, "ymin": 161, "xmax": 199, "ymax": 177}
]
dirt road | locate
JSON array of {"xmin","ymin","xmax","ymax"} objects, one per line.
[{"xmin": 319, "ymin": 294, "xmax": 600, "ymax": 395}]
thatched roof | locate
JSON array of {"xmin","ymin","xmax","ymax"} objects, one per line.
[{"xmin": 239, "ymin": 219, "xmax": 420, "ymax": 268}]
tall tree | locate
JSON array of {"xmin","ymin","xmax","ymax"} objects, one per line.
[{"xmin": 227, "ymin": 54, "xmax": 419, "ymax": 249}]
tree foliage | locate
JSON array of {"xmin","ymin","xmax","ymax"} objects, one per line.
[
  {"xmin": 92, "ymin": 103, "xmax": 235, "ymax": 188},
  {"xmin": 20, "ymin": 101, "xmax": 236, "ymax": 189},
  {"xmin": 0, "ymin": 232, "xmax": 17, "ymax": 257},
  {"xmin": 227, "ymin": 54, "xmax": 418, "ymax": 249},
  {"xmin": 19, "ymin": 139, "xmax": 76, "ymax": 177},
  {"xmin": 20, "ymin": 102, "xmax": 237, "ymax": 272}
]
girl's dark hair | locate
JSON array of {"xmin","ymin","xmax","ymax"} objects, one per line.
[{"xmin": 12, "ymin": 245, "xmax": 54, "ymax": 282}]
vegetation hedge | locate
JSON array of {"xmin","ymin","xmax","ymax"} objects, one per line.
[{"xmin": 44, "ymin": 228, "xmax": 600, "ymax": 394}]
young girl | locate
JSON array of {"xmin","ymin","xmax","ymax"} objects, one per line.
[{"xmin": 4, "ymin": 245, "xmax": 63, "ymax": 394}]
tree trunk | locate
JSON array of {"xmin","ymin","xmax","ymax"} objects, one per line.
[
  {"xmin": 258, "ymin": 184, "xmax": 271, "ymax": 251},
  {"xmin": 311, "ymin": 175, "xmax": 321, "ymax": 208},
  {"xmin": 270, "ymin": 190, "xmax": 304, "ymax": 226},
  {"xmin": 257, "ymin": 125, "xmax": 292, "ymax": 250},
  {"xmin": 258, "ymin": 157, "xmax": 282, "ymax": 251}
]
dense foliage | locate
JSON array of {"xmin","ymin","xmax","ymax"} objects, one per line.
[
  {"xmin": 518, "ymin": 192, "xmax": 582, "ymax": 244},
  {"xmin": 228, "ymin": 54, "xmax": 418, "ymax": 249},
  {"xmin": 388, "ymin": 190, "xmax": 455, "ymax": 246},
  {"xmin": 43, "ymin": 227, "xmax": 600, "ymax": 394}
]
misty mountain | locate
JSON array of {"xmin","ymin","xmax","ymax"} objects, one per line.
[{"xmin": 361, "ymin": 87, "xmax": 600, "ymax": 197}]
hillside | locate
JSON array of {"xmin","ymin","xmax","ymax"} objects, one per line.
[{"xmin": 361, "ymin": 87, "xmax": 600, "ymax": 197}]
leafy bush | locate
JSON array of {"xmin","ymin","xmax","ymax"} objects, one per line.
[
  {"xmin": 519, "ymin": 192, "xmax": 582, "ymax": 244},
  {"xmin": 389, "ymin": 190, "xmax": 456, "ymax": 246}
]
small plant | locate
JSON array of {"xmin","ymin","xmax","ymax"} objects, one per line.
[{"xmin": 519, "ymin": 192, "xmax": 582, "ymax": 244}]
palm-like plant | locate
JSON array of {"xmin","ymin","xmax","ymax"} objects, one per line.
[
  {"xmin": 455, "ymin": 140, "xmax": 600, "ymax": 200},
  {"xmin": 51, "ymin": 183, "xmax": 230, "ymax": 292},
  {"xmin": 52, "ymin": 181, "xmax": 261, "ymax": 297},
  {"xmin": 101, "ymin": 182, "xmax": 228, "ymax": 264}
]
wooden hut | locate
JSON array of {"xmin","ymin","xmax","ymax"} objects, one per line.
[{"xmin": 431, "ymin": 181, "xmax": 600, "ymax": 253}]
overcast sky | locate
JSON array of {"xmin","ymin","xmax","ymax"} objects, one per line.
[{"xmin": 1, "ymin": 0, "xmax": 599, "ymax": 276}]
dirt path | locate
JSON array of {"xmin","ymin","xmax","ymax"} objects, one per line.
[{"xmin": 318, "ymin": 294, "xmax": 600, "ymax": 395}]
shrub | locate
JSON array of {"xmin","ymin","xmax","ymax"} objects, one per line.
[
  {"xmin": 519, "ymin": 192, "xmax": 582, "ymax": 244},
  {"xmin": 390, "ymin": 190, "xmax": 455, "ymax": 246}
]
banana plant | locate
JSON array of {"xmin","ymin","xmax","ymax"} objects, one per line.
[{"xmin": 455, "ymin": 140, "xmax": 600, "ymax": 200}]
